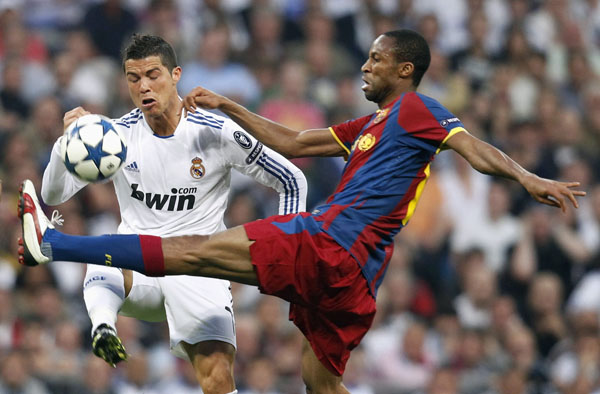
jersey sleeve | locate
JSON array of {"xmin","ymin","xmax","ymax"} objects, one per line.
[
  {"xmin": 41, "ymin": 136, "xmax": 89, "ymax": 205},
  {"xmin": 397, "ymin": 93, "xmax": 466, "ymax": 153},
  {"xmin": 329, "ymin": 114, "xmax": 373, "ymax": 155},
  {"xmin": 220, "ymin": 119, "xmax": 307, "ymax": 214}
]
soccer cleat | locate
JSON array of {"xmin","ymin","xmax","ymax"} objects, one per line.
[
  {"xmin": 92, "ymin": 324, "xmax": 128, "ymax": 367},
  {"xmin": 17, "ymin": 179, "xmax": 54, "ymax": 266}
]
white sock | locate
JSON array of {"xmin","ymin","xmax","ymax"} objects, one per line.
[{"xmin": 83, "ymin": 264, "xmax": 125, "ymax": 334}]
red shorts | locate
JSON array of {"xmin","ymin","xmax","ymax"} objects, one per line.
[{"xmin": 244, "ymin": 213, "xmax": 376, "ymax": 376}]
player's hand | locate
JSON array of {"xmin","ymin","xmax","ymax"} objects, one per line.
[
  {"xmin": 521, "ymin": 174, "xmax": 586, "ymax": 212},
  {"xmin": 182, "ymin": 87, "xmax": 227, "ymax": 116},
  {"xmin": 63, "ymin": 106, "xmax": 91, "ymax": 131}
]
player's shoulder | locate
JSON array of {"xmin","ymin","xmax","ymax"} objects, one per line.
[
  {"xmin": 397, "ymin": 92, "xmax": 460, "ymax": 133},
  {"xmin": 399, "ymin": 91, "xmax": 454, "ymax": 118},
  {"xmin": 185, "ymin": 108, "xmax": 227, "ymax": 131},
  {"xmin": 113, "ymin": 108, "xmax": 143, "ymax": 130},
  {"xmin": 403, "ymin": 92, "xmax": 446, "ymax": 111}
]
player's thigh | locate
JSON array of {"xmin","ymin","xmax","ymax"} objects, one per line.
[
  {"xmin": 160, "ymin": 276, "xmax": 236, "ymax": 359},
  {"xmin": 301, "ymin": 339, "xmax": 349, "ymax": 394},
  {"xmin": 120, "ymin": 271, "xmax": 167, "ymax": 322},
  {"xmin": 202, "ymin": 225, "xmax": 254, "ymax": 273}
]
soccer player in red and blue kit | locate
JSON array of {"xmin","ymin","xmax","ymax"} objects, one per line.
[{"xmin": 19, "ymin": 30, "xmax": 585, "ymax": 393}]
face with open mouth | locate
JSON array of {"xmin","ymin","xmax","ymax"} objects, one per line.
[
  {"xmin": 360, "ymin": 35, "xmax": 401, "ymax": 106},
  {"xmin": 125, "ymin": 56, "xmax": 181, "ymax": 117}
]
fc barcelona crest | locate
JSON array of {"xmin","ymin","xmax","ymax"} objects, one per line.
[
  {"xmin": 190, "ymin": 157, "xmax": 206, "ymax": 179},
  {"xmin": 373, "ymin": 108, "xmax": 389, "ymax": 124},
  {"xmin": 357, "ymin": 133, "xmax": 376, "ymax": 151}
]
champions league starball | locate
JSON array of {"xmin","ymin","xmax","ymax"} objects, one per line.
[{"xmin": 60, "ymin": 114, "xmax": 127, "ymax": 182}]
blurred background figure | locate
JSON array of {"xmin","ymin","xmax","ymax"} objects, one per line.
[{"xmin": 178, "ymin": 20, "xmax": 260, "ymax": 107}]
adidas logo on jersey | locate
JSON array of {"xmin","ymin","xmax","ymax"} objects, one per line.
[
  {"xmin": 124, "ymin": 161, "xmax": 140, "ymax": 172},
  {"xmin": 130, "ymin": 183, "xmax": 196, "ymax": 211}
]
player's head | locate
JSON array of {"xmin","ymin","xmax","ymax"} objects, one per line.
[
  {"xmin": 361, "ymin": 29, "xmax": 431, "ymax": 106},
  {"xmin": 382, "ymin": 30, "xmax": 431, "ymax": 87},
  {"xmin": 122, "ymin": 34, "xmax": 182, "ymax": 117},
  {"xmin": 122, "ymin": 34, "xmax": 178, "ymax": 72}
]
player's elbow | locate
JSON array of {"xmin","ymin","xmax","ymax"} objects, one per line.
[{"xmin": 278, "ymin": 143, "xmax": 304, "ymax": 159}]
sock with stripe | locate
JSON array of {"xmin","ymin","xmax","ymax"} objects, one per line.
[{"xmin": 42, "ymin": 229, "xmax": 165, "ymax": 276}]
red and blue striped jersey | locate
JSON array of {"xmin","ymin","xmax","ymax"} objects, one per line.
[{"xmin": 313, "ymin": 92, "xmax": 465, "ymax": 296}]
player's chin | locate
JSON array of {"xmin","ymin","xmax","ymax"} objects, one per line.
[
  {"xmin": 363, "ymin": 90, "xmax": 378, "ymax": 103},
  {"xmin": 140, "ymin": 105, "xmax": 160, "ymax": 117}
]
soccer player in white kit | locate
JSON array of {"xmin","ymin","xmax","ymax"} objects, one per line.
[{"xmin": 41, "ymin": 34, "xmax": 307, "ymax": 394}]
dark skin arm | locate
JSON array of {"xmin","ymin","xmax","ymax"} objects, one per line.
[
  {"xmin": 184, "ymin": 87, "xmax": 585, "ymax": 211},
  {"xmin": 183, "ymin": 87, "xmax": 345, "ymax": 158},
  {"xmin": 445, "ymin": 131, "xmax": 586, "ymax": 212}
]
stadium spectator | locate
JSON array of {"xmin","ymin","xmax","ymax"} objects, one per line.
[
  {"xmin": 454, "ymin": 262, "xmax": 497, "ymax": 330},
  {"xmin": 455, "ymin": 328, "xmax": 496, "ymax": 394},
  {"xmin": 524, "ymin": 272, "xmax": 568, "ymax": 358},
  {"xmin": 81, "ymin": 0, "xmax": 138, "ymax": 61},
  {"xmin": 0, "ymin": 349, "xmax": 50, "ymax": 394},
  {"xmin": 178, "ymin": 21, "xmax": 260, "ymax": 106}
]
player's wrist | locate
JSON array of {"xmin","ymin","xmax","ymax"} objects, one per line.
[{"xmin": 218, "ymin": 96, "xmax": 241, "ymax": 114}]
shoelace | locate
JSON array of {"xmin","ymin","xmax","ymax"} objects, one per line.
[{"xmin": 51, "ymin": 210, "xmax": 64, "ymax": 227}]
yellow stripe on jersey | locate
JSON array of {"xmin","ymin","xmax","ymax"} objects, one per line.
[
  {"xmin": 402, "ymin": 127, "xmax": 465, "ymax": 224},
  {"xmin": 436, "ymin": 126, "xmax": 466, "ymax": 154},
  {"xmin": 403, "ymin": 127, "xmax": 464, "ymax": 225},
  {"xmin": 329, "ymin": 127, "xmax": 350, "ymax": 156},
  {"xmin": 402, "ymin": 163, "xmax": 431, "ymax": 226}
]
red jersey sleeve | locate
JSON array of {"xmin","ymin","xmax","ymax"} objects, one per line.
[
  {"xmin": 397, "ymin": 92, "xmax": 465, "ymax": 152},
  {"xmin": 329, "ymin": 114, "xmax": 373, "ymax": 155}
]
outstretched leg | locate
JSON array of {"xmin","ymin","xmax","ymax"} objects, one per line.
[{"xmin": 18, "ymin": 179, "xmax": 257, "ymax": 283}]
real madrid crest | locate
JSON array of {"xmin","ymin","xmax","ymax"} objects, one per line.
[
  {"xmin": 356, "ymin": 133, "xmax": 376, "ymax": 152},
  {"xmin": 373, "ymin": 108, "xmax": 389, "ymax": 124},
  {"xmin": 190, "ymin": 157, "xmax": 206, "ymax": 179}
]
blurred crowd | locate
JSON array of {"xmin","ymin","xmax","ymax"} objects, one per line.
[{"xmin": 0, "ymin": 0, "xmax": 600, "ymax": 393}]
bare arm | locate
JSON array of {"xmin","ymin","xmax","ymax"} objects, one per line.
[
  {"xmin": 183, "ymin": 87, "xmax": 345, "ymax": 158},
  {"xmin": 445, "ymin": 131, "xmax": 586, "ymax": 211}
]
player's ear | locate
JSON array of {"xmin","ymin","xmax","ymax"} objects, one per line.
[
  {"xmin": 398, "ymin": 62, "xmax": 414, "ymax": 79},
  {"xmin": 171, "ymin": 66, "xmax": 182, "ymax": 83}
]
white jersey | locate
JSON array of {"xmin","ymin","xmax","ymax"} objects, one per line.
[
  {"xmin": 45, "ymin": 107, "xmax": 307, "ymax": 359},
  {"xmin": 42, "ymin": 107, "xmax": 307, "ymax": 236}
]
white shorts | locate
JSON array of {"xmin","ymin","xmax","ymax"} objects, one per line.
[{"xmin": 120, "ymin": 272, "xmax": 236, "ymax": 360}]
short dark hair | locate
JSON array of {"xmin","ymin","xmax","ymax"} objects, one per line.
[
  {"xmin": 122, "ymin": 34, "xmax": 178, "ymax": 72},
  {"xmin": 383, "ymin": 30, "xmax": 431, "ymax": 87}
]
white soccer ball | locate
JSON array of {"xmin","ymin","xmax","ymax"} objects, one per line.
[{"xmin": 60, "ymin": 114, "xmax": 127, "ymax": 182}]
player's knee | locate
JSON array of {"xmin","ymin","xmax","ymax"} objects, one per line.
[{"xmin": 301, "ymin": 372, "xmax": 346, "ymax": 394}]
